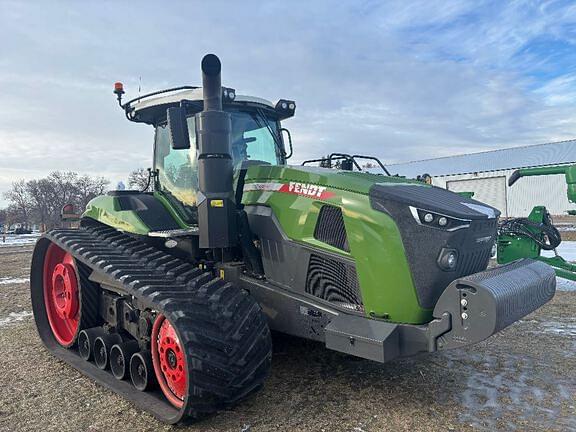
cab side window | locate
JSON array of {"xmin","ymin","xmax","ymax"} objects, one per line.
[{"xmin": 154, "ymin": 118, "xmax": 198, "ymax": 221}]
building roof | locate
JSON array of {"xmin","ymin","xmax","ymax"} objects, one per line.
[{"xmin": 386, "ymin": 139, "xmax": 576, "ymax": 178}]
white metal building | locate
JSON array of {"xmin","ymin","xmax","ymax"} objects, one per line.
[{"xmin": 386, "ymin": 140, "xmax": 576, "ymax": 217}]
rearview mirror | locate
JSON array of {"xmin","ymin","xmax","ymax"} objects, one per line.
[
  {"xmin": 167, "ymin": 106, "xmax": 190, "ymax": 150},
  {"xmin": 280, "ymin": 128, "xmax": 293, "ymax": 159}
]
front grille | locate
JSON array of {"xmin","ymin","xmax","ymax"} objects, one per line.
[
  {"xmin": 457, "ymin": 247, "xmax": 492, "ymax": 277},
  {"xmin": 314, "ymin": 205, "xmax": 349, "ymax": 252},
  {"xmin": 471, "ymin": 218, "xmax": 497, "ymax": 233},
  {"xmin": 306, "ymin": 254, "xmax": 362, "ymax": 310},
  {"xmin": 369, "ymin": 190, "xmax": 498, "ymax": 309}
]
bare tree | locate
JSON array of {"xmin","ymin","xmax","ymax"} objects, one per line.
[
  {"xmin": 76, "ymin": 174, "xmax": 109, "ymax": 209},
  {"xmin": 128, "ymin": 168, "xmax": 151, "ymax": 191},
  {"xmin": 3, "ymin": 180, "xmax": 32, "ymax": 228},
  {"xmin": 0, "ymin": 208, "xmax": 6, "ymax": 228},
  {"xmin": 4, "ymin": 171, "xmax": 110, "ymax": 229},
  {"xmin": 27, "ymin": 179, "xmax": 52, "ymax": 227},
  {"xmin": 4, "ymin": 206, "xmax": 22, "ymax": 229}
]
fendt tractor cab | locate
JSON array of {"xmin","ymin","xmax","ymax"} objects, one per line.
[
  {"xmin": 30, "ymin": 54, "xmax": 556, "ymax": 424},
  {"xmin": 114, "ymin": 80, "xmax": 294, "ymax": 229}
]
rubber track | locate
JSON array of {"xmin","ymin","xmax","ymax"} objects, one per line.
[
  {"xmin": 32, "ymin": 220, "xmax": 272, "ymax": 423},
  {"xmin": 76, "ymin": 260, "xmax": 101, "ymax": 333}
]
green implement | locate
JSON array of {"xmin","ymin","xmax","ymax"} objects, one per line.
[
  {"xmin": 498, "ymin": 165, "xmax": 576, "ymax": 281},
  {"xmin": 508, "ymin": 164, "xmax": 576, "ymax": 204}
]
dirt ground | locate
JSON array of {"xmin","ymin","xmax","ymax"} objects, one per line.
[{"xmin": 0, "ymin": 246, "xmax": 574, "ymax": 432}]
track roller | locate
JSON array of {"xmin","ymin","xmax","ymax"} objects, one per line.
[
  {"xmin": 110, "ymin": 340, "xmax": 140, "ymax": 380},
  {"xmin": 94, "ymin": 333, "xmax": 123, "ymax": 369},
  {"xmin": 130, "ymin": 351, "xmax": 156, "ymax": 391},
  {"xmin": 78, "ymin": 328, "xmax": 105, "ymax": 361}
]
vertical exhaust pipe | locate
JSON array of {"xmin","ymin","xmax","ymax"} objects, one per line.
[{"xmin": 195, "ymin": 54, "xmax": 237, "ymax": 249}]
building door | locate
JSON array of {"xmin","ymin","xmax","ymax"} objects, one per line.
[{"xmin": 446, "ymin": 176, "xmax": 508, "ymax": 217}]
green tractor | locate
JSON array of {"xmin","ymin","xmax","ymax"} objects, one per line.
[{"xmin": 30, "ymin": 55, "xmax": 556, "ymax": 423}]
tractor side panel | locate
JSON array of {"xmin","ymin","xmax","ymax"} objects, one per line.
[{"xmin": 83, "ymin": 192, "xmax": 182, "ymax": 235}]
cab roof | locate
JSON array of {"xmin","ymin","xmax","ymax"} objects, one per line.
[{"xmin": 126, "ymin": 87, "xmax": 277, "ymax": 126}]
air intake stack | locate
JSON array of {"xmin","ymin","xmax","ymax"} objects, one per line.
[{"xmin": 195, "ymin": 54, "xmax": 237, "ymax": 249}]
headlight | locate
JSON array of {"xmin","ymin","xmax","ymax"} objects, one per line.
[
  {"xmin": 222, "ymin": 87, "xmax": 236, "ymax": 101},
  {"xmin": 409, "ymin": 206, "xmax": 470, "ymax": 231},
  {"xmin": 438, "ymin": 248, "xmax": 458, "ymax": 271},
  {"xmin": 275, "ymin": 99, "xmax": 296, "ymax": 118}
]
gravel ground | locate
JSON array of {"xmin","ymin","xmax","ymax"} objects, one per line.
[{"xmin": 0, "ymin": 247, "xmax": 574, "ymax": 432}]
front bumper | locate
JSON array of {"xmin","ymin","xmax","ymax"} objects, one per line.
[{"xmin": 324, "ymin": 259, "xmax": 556, "ymax": 363}]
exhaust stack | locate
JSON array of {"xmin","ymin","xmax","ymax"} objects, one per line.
[{"xmin": 195, "ymin": 54, "xmax": 237, "ymax": 249}]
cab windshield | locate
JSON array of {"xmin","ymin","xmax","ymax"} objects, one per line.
[
  {"xmin": 230, "ymin": 111, "xmax": 284, "ymax": 166},
  {"xmin": 154, "ymin": 109, "xmax": 284, "ymax": 222}
]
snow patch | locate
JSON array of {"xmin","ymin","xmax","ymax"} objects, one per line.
[
  {"xmin": 557, "ymin": 278, "xmax": 576, "ymax": 292},
  {"xmin": 0, "ymin": 233, "xmax": 40, "ymax": 247},
  {"xmin": 0, "ymin": 277, "xmax": 29, "ymax": 285},
  {"xmin": 0, "ymin": 311, "xmax": 33, "ymax": 327},
  {"xmin": 444, "ymin": 351, "xmax": 576, "ymax": 431},
  {"xmin": 540, "ymin": 320, "xmax": 576, "ymax": 337},
  {"xmin": 542, "ymin": 241, "xmax": 576, "ymax": 261}
]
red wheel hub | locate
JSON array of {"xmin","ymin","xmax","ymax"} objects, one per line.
[
  {"xmin": 152, "ymin": 315, "xmax": 187, "ymax": 408},
  {"xmin": 43, "ymin": 243, "xmax": 80, "ymax": 346},
  {"xmin": 51, "ymin": 263, "xmax": 79, "ymax": 319}
]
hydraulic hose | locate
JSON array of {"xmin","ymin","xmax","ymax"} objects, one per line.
[{"xmin": 498, "ymin": 211, "xmax": 562, "ymax": 251}]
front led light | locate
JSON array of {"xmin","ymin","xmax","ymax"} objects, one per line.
[
  {"xmin": 410, "ymin": 206, "xmax": 471, "ymax": 231},
  {"xmin": 437, "ymin": 248, "xmax": 458, "ymax": 271},
  {"xmin": 228, "ymin": 91, "xmax": 235, "ymax": 100},
  {"xmin": 274, "ymin": 99, "xmax": 297, "ymax": 117},
  {"xmin": 446, "ymin": 252, "xmax": 457, "ymax": 268}
]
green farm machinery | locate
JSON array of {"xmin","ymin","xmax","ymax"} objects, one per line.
[
  {"xmin": 30, "ymin": 55, "xmax": 556, "ymax": 423},
  {"xmin": 497, "ymin": 164, "xmax": 576, "ymax": 281}
]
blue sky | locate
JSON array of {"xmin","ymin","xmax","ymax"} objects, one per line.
[{"xmin": 1, "ymin": 0, "xmax": 576, "ymax": 206}]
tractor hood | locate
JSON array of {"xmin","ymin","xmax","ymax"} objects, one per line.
[
  {"xmin": 243, "ymin": 164, "xmax": 420, "ymax": 195},
  {"xmin": 243, "ymin": 164, "xmax": 499, "ymax": 221}
]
